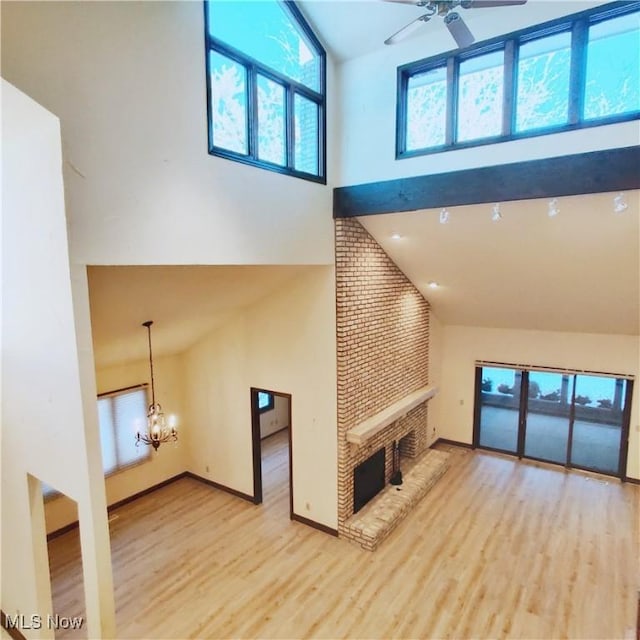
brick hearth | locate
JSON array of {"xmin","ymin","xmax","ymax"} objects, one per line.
[{"xmin": 343, "ymin": 448, "xmax": 450, "ymax": 551}]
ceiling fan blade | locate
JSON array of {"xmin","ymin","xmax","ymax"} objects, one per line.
[
  {"xmin": 461, "ymin": 0, "xmax": 527, "ymax": 7},
  {"xmin": 444, "ymin": 12, "xmax": 475, "ymax": 48},
  {"xmin": 385, "ymin": 15, "xmax": 431, "ymax": 45},
  {"xmin": 383, "ymin": 0, "xmax": 432, "ymax": 5}
]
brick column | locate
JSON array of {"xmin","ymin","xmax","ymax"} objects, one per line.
[{"xmin": 335, "ymin": 218, "xmax": 431, "ymax": 531}]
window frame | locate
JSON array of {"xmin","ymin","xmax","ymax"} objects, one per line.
[
  {"xmin": 397, "ymin": 1, "xmax": 640, "ymax": 159},
  {"xmin": 472, "ymin": 362, "xmax": 634, "ymax": 480},
  {"xmin": 97, "ymin": 384, "xmax": 151, "ymax": 478},
  {"xmin": 204, "ymin": 0, "xmax": 327, "ymax": 183}
]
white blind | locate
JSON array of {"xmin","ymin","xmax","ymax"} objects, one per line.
[
  {"xmin": 98, "ymin": 398, "xmax": 117, "ymax": 475},
  {"xmin": 97, "ymin": 387, "xmax": 148, "ymax": 475}
]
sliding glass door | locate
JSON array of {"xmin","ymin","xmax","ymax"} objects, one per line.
[
  {"xmin": 476, "ymin": 366, "xmax": 522, "ymax": 453},
  {"xmin": 523, "ymin": 371, "xmax": 571, "ymax": 465},
  {"xmin": 474, "ymin": 365, "xmax": 632, "ymax": 478},
  {"xmin": 570, "ymin": 375, "xmax": 629, "ymax": 475}
]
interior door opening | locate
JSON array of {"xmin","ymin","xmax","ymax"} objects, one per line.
[
  {"xmin": 473, "ymin": 364, "xmax": 633, "ymax": 478},
  {"xmin": 250, "ymin": 388, "xmax": 293, "ymax": 517},
  {"xmin": 28, "ymin": 477, "xmax": 88, "ymax": 639}
]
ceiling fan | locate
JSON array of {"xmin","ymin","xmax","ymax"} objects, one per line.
[{"xmin": 384, "ymin": 0, "xmax": 528, "ymax": 49}]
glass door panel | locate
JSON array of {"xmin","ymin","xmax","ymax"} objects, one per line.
[
  {"xmin": 477, "ymin": 367, "xmax": 522, "ymax": 453},
  {"xmin": 570, "ymin": 375, "xmax": 626, "ymax": 474},
  {"xmin": 523, "ymin": 371, "xmax": 571, "ymax": 464}
]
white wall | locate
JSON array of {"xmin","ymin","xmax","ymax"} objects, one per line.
[
  {"xmin": 336, "ymin": 1, "xmax": 637, "ymax": 186},
  {"xmin": 260, "ymin": 395, "xmax": 290, "ymax": 439},
  {"xmin": 437, "ymin": 325, "xmax": 640, "ymax": 479},
  {"xmin": 1, "ymin": 80, "xmax": 115, "ymax": 638},
  {"xmin": 0, "ymin": 0, "xmax": 336, "ymax": 267},
  {"xmin": 183, "ymin": 267, "xmax": 338, "ymax": 528},
  {"xmin": 426, "ymin": 310, "xmax": 444, "ymax": 447},
  {"xmin": 45, "ymin": 354, "xmax": 187, "ymax": 533}
]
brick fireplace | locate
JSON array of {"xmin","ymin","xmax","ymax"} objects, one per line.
[{"xmin": 335, "ymin": 218, "xmax": 434, "ymax": 541}]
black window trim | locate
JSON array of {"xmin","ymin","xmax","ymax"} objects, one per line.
[
  {"xmin": 396, "ymin": 0, "xmax": 640, "ymax": 159},
  {"xmin": 203, "ymin": 0, "xmax": 327, "ymax": 183}
]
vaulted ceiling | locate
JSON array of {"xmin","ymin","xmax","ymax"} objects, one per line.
[
  {"xmin": 299, "ymin": 0, "xmax": 606, "ymax": 62},
  {"xmin": 86, "ymin": 1, "xmax": 638, "ymax": 368},
  {"xmin": 358, "ymin": 190, "xmax": 640, "ymax": 336},
  {"xmin": 89, "ymin": 191, "xmax": 638, "ymax": 369},
  {"xmin": 88, "ymin": 265, "xmax": 318, "ymax": 368}
]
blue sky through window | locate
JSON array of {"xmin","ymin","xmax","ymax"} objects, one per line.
[
  {"xmin": 205, "ymin": 0, "xmax": 325, "ymax": 180},
  {"xmin": 516, "ymin": 31, "xmax": 571, "ymax": 132},
  {"xmin": 482, "ymin": 367, "xmax": 624, "ymax": 408},
  {"xmin": 257, "ymin": 74, "xmax": 286, "ymax": 165},
  {"xmin": 407, "ymin": 67, "xmax": 447, "ymax": 150},
  {"xmin": 400, "ymin": 6, "xmax": 639, "ymax": 156},
  {"xmin": 457, "ymin": 50, "xmax": 504, "ymax": 142},
  {"xmin": 208, "ymin": 0, "xmax": 320, "ymax": 91},
  {"xmin": 209, "ymin": 51, "xmax": 248, "ymax": 154},
  {"xmin": 294, "ymin": 94, "xmax": 319, "ymax": 174},
  {"xmin": 585, "ymin": 12, "xmax": 640, "ymax": 119}
]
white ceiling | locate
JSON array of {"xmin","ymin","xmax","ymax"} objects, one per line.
[
  {"xmin": 88, "ymin": 265, "xmax": 316, "ymax": 368},
  {"xmin": 299, "ymin": 0, "xmax": 603, "ymax": 62},
  {"xmin": 88, "ymin": 193, "xmax": 638, "ymax": 372},
  {"xmin": 359, "ymin": 190, "xmax": 640, "ymax": 335}
]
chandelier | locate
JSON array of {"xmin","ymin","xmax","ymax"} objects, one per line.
[{"xmin": 136, "ymin": 320, "xmax": 178, "ymax": 451}]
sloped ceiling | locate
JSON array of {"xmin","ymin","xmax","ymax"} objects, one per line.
[
  {"xmin": 88, "ymin": 192, "xmax": 638, "ymax": 373},
  {"xmin": 88, "ymin": 265, "xmax": 317, "ymax": 368},
  {"xmin": 87, "ymin": 2, "xmax": 636, "ymax": 372},
  {"xmin": 300, "ymin": 0, "xmax": 605, "ymax": 62},
  {"xmin": 358, "ymin": 190, "xmax": 640, "ymax": 335}
]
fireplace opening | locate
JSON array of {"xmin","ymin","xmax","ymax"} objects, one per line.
[{"xmin": 353, "ymin": 447, "xmax": 385, "ymax": 513}]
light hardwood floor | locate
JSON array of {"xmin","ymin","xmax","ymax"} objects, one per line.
[{"xmin": 47, "ymin": 439, "xmax": 639, "ymax": 639}]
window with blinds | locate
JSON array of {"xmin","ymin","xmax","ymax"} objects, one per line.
[
  {"xmin": 98, "ymin": 386, "xmax": 150, "ymax": 475},
  {"xmin": 42, "ymin": 386, "xmax": 150, "ymax": 501}
]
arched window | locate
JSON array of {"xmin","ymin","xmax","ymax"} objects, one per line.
[{"xmin": 204, "ymin": 0, "xmax": 326, "ymax": 182}]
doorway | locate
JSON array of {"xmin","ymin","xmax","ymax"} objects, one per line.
[
  {"xmin": 26, "ymin": 477, "xmax": 88, "ymax": 639},
  {"xmin": 473, "ymin": 365, "xmax": 633, "ymax": 478},
  {"xmin": 250, "ymin": 388, "xmax": 293, "ymax": 517}
]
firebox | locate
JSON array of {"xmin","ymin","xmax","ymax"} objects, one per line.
[{"xmin": 353, "ymin": 447, "xmax": 385, "ymax": 513}]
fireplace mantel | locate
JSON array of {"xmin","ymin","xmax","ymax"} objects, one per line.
[{"xmin": 346, "ymin": 385, "xmax": 438, "ymax": 446}]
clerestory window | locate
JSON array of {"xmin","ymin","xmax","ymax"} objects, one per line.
[
  {"xmin": 397, "ymin": 2, "xmax": 640, "ymax": 158},
  {"xmin": 204, "ymin": 0, "xmax": 326, "ymax": 182}
]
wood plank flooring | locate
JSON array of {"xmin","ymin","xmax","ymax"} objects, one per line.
[{"xmin": 46, "ymin": 440, "xmax": 639, "ymax": 639}]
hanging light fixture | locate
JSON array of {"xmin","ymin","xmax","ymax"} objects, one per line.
[
  {"xmin": 136, "ymin": 320, "xmax": 177, "ymax": 451},
  {"xmin": 547, "ymin": 198, "xmax": 560, "ymax": 218},
  {"xmin": 439, "ymin": 208, "xmax": 450, "ymax": 224},
  {"xmin": 491, "ymin": 203, "xmax": 502, "ymax": 222}
]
